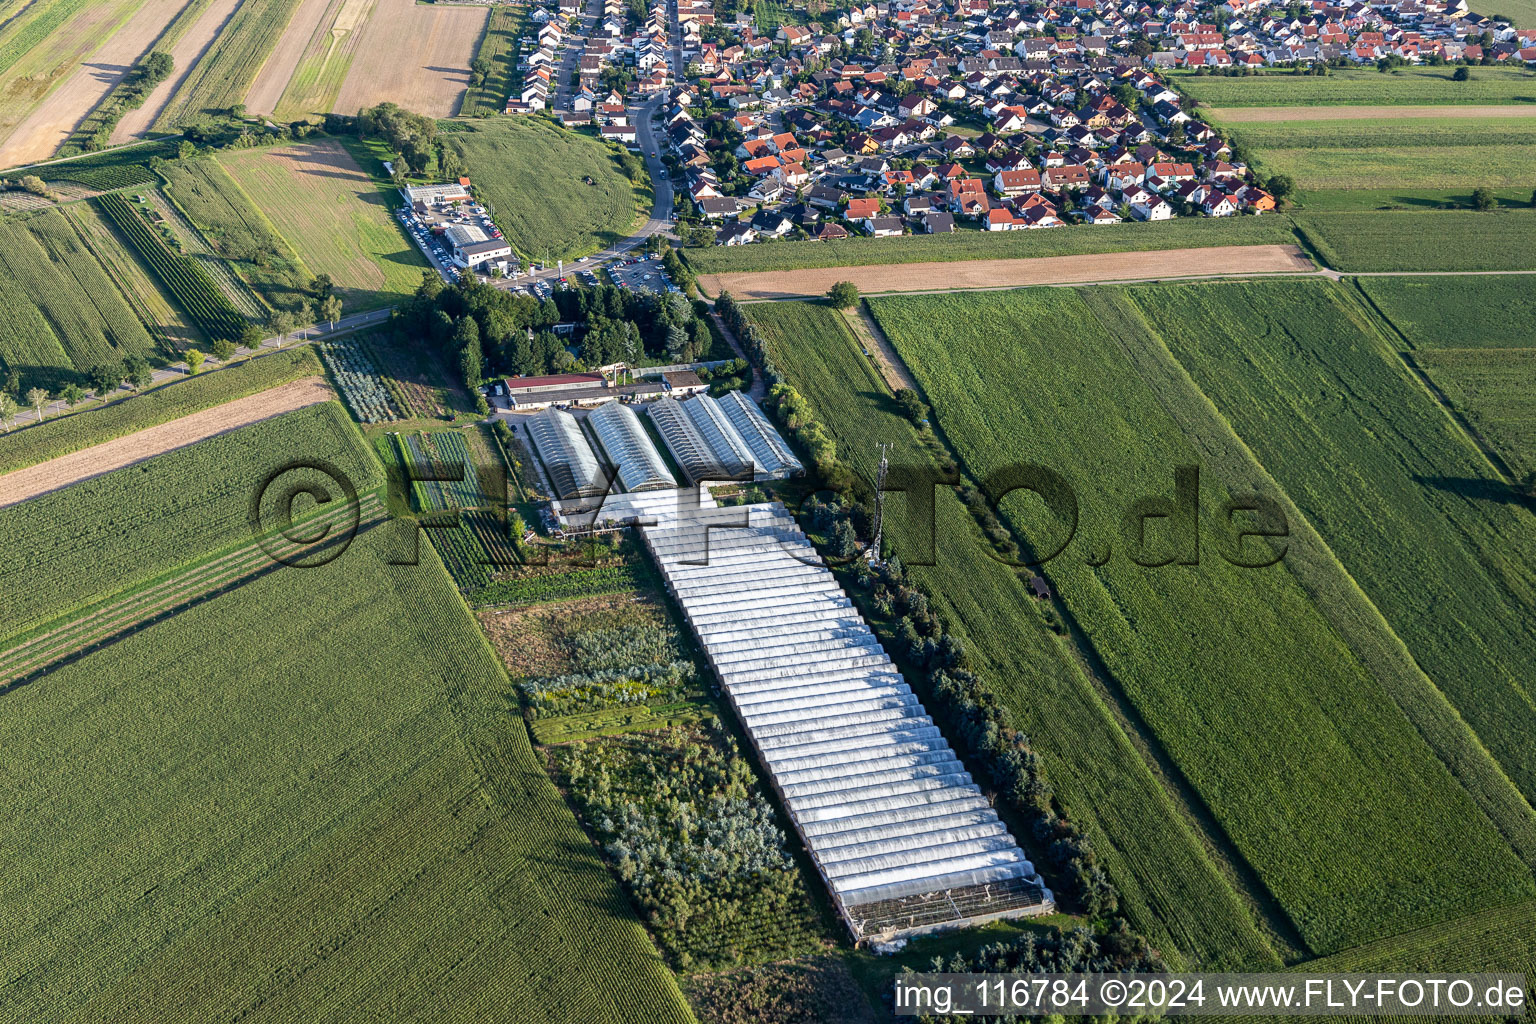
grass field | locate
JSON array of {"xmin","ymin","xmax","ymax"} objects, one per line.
[
  {"xmin": 1248, "ymin": 144, "xmax": 1535, "ymax": 190},
  {"xmin": 865, "ymin": 287, "xmax": 1534, "ymax": 956},
  {"xmin": 1227, "ymin": 116, "xmax": 1536, "ymax": 150},
  {"xmin": 0, "ymin": 521, "xmax": 698, "ymax": 1022},
  {"xmin": 745, "ymin": 299, "xmax": 1285, "ymax": 971},
  {"xmin": 217, "ymin": 140, "xmax": 426, "ymax": 312},
  {"xmin": 1358, "ymin": 277, "xmax": 1536, "ymax": 348},
  {"xmin": 0, "ymin": 349, "xmax": 319, "ymax": 475},
  {"xmin": 0, "ymin": 401, "xmax": 377, "ymax": 640},
  {"xmin": 685, "ymin": 216, "xmax": 1297, "ymax": 276},
  {"xmin": 1172, "ymin": 66, "xmax": 1536, "ymax": 107},
  {"xmin": 153, "ymin": 0, "xmax": 305, "ymax": 129},
  {"xmin": 1297, "ymin": 209, "xmax": 1536, "ymax": 270},
  {"xmin": 270, "ymin": 0, "xmax": 379, "ymax": 121},
  {"xmin": 157, "ymin": 157, "xmax": 315, "ymax": 312},
  {"xmin": 439, "ymin": 119, "xmax": 645, "ymax": 262},
  {"xmin": 1134, "ymin": 279, "xmax": 1536, "ymax": 815},
  {"xmin": 0, "ymin": 210, "xmax": 160, "ymax": 393},
  {"xmin": 459, "ymin": 4, "xmax": 527, "ymax": 116}
]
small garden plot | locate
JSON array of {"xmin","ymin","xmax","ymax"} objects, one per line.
[
  {"xmin": 518, "ymin": 623, "xmax": 696, "ymax": 720},
  {"xmin": 428, "ymin": 510, "xmax": 523, "ymax": 592},
  {"xmin": 319, "ymin": 333, "xmax": 400, "ymax": 423},
  {"xmin": 550, "ymin": 723, "xmax": 834, "ymax": 971},
  {"xmin": 397, "ymin": 430, "xmax": 485, "ymax": 510},
  {"xmin": 359, "ymin": 330, "xmax": 471, "ymax": 419}
]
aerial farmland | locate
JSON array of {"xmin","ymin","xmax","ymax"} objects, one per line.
[{"xmin": 1, "ymin": 0, "xmax": 1535, "ymax": 1019}]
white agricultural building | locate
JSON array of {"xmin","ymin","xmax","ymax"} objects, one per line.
[
  {"xmin": 525, "ymin": 407, "xmax": 607, "ymax": 499},
  {"xmin": 587, "ymin": 401, "xmax": 675, "ymax": 492},
  {"xmin": 620, "ymin": 492, "xmax": 1053, "ymax": 941},
  {"xmin": 648, "ymin": 392, "xmax": 802, "ymax": 484},
  {"xmin": 718, "ymin": 391, "xmax": 803, "ymax": 479}
]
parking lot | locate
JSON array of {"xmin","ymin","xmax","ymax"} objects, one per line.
[{"xmin": 605, "ymin": 253, "xmax": 676, "ymax": 294}]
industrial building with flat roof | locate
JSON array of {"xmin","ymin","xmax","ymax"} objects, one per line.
[{"xmin": 630, "ymin": 493, "xmax": 1053, "ymax": 941}]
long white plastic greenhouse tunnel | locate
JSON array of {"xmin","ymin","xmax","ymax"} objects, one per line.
[{"xmin": 609, "ymin": 489, "xmax": 1055, "ymax": 942}]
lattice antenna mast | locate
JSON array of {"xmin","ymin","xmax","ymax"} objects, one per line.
[{"xmin": 868, "ymin": 442, "xmax": 892, "ymax": 564}]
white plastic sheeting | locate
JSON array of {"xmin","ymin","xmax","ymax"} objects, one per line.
[
  {"xmin": 717, "ymin": 391, "xmax": 804, "ymax": 479},
  {"xmin": 647, "ymin": 397, "xmax": 734, "ymax": 484},
  {"xmin": 637, "ymin": 497, "xmax": 1052, "ymax": 940},
  {"xmin": 525, "ymin": 407, "xmax": 606, "ymax": 499},
  {"xmin": 587, "ymin": 401, "xmax": 676, "ymax": 492}
]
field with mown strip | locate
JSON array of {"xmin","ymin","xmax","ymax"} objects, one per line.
[
  {"xmin": 157, "ymin": 157, "xmax": 314, "ymax": 312},
  {"xmin": 0, "ymin": 210, "xmax": 159, "ymax": 393},
  {"xmin": 439, "ymin": 119, "xmax": 646, "ymax": 262},
  {"xmin": 1297, "ymin": 209, "xmax": 1536, "ymax": 270},
  {"xmin": 866, "ymin": 287, "xmax": 1535, "ymax": 955},
  {"xmin": 97, "ymin": 191, "xmax": 246, "ymax": 339},
  {"xmin": 0, "ymin": 0, "xmax": 147, "ymax": 141},
  {"xmin": 459, "ymin": 4, "xmax": 528, "ymax": 116},
  {"xmin": 1133, "ymin": 279, "xmax": 1536, "ymax": 810},
  {"xmin": 216, "ymin": 140, "xmax": 426, "ymax": 311},
  {"xmin": 269, "ymin": 0, "xmax": 379, "ymax": 121},
  {"xmin": 152, "ymin": 0, "xmax": 305, "ymax": 130},
  {"xmin": 0, "ymin": 401, "xmax": 378, "ymax": 640},
  {"xmin": 0, "ymin": 349, "xmax": 319, "ymax": 475},
  {"xmin": 0, "ymin": 522, "xmax": 698, "ymax": 1023},
  {"xmin": 1171, "ymin": 66, "xmax": 1536, "ymax": 107},
  {"xmin": 64, "ymin": 203, "xmax": 202, "ymax": 352},
  {"xmin": 685, "ymin": 215, "xmax": 1296, "ymax": 275},
  {"xmin": 746, "ymin": 299, "xmax": 1283, "ymax": 971}
]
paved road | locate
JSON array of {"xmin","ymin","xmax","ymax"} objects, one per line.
[{"xmin": 3, "ymin": 307, "xmax": 391, "ymax": 431}]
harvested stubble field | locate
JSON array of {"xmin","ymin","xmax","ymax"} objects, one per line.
[
  {"xmin": 745, "ymin": 298, "xmax": 1283, "ymax": 971},
  {"xmin": 151, "ymin": 0, "xmax": 303, "ymax": 130},
  {"xmin": 332, "ymin": 0, "xmax": 487, "ymax": 118},
  {"xmin": 1171, "ymin": 66, "xmax": 1536, "ymax": 107},
  {"xmin": 0, "ymin": 0, "xmax": 189, "ymax": 166},
  {"xmin": 0, "ymin": 376, "xmax": 331, "ymax": 508},
  {"xmin": 0, "ymin": 522, "xmax": 697, "ymax": 1023},
  {"xmin": 1136, "ymin": 279, "xmax": 1536, "ymax": 813},
  {"xmin": 698, "ymin": 244, "xmax": 1314, "ymax": 300},
  {"xmin": 248, "ymin": 0, "xmax": 378, "ymax": 120},
  {"xmin": 216, "ymin": 140, "xmax": 426, "ymax": 310},
  {"xmin": 110, "ymin": 0, "xmax": 239, "ymax": 142},
  {"xmin": 867, "ymin": 286, "xmax": 1535, "ymax": 956}
]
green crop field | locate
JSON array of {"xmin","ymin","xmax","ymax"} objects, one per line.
[
  {"xmin": 439, "ymin": 119, "xmax": 645, "ymax": 262},
  {"xmin": 0, "ymin": 522, "xmax": 697, "ymax": 1023},
  {"xmin": 0, "ymin": 402, "xmax": 378, "ymax": 641},
  {"xmin": 1297, "ymin": 209, "xmax": 1536, "ymax": 270},
  {"xmin": 215, "ymin": 140, "xmax": 425, "ymax": 312},
  {"xmin": 865, "ymin": 287, "xmax": 1534, "ymax": 956},
  {"xmin": 459, "ymin": 4, "xmax": 527, "ymax": 116},
  {"xmin": 153, "ymin": 0, "xmax": 306, "ymax": 130},
  {"xmin": 685, "ymin": 215, "xmax": 1297, "ymax": 279},
  {"xmin": 1173, "ymin": 66, "xmax": 1536, "ymax": 107},
  {"xmin": 8, "ymin": 138, "xmax": 172, "ymax": 188},
  {"xmin": 157, "ymin": 157, "xmax": 314, "ymax": 312},
  {"xmin": 1357, "ymin": 277, "xmax": 1536, "ymax": 348},
  {"xmin": 1414, "ymin": 347, "xmax": 1536, "ymax": 479},
  {"xmin": 1246, "ymin": 144, "xmax": 1536, "ymax": 190},
  {"xmin": 745, "ymin": 299, "xmax": 1284, "ymax": 971},
  {"xmin": 1298, "ymin": 899, "xmax": 1536, "ymax": 974},
  {"xmin": 65, "ymin": 203, "xmax": 203, "ymax": 352},
  {"xmin": 1133, "ymin": 279, "xmax": 1536, "ymax": 816},
  {"xmin": 0, "ymin": 210, "xmax": 159, "ymax": 393},
  {"xmin": 1226, "ymin": 117, "xmax": 1536, "ymax": 150},
  {"xmin": 0, "ymin": 349, "xmax": 319, "ymax": 476}
]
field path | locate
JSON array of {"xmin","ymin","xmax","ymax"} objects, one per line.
[
  {"xmin": 110, "ymin": 0, "xmax": 242, "ymax": 143},
  {"xmin": 0, "ymin": 377, "xmax": 330, "ymax": 508},
  {"xmin": 841, "ymin": 305, "xmax": 914, "ymax": 392},
  {"xmin": 332, "ymin": 0, "xmax": 485, "ymax": 117},
  {"xmin": 0, "ymin": 0, "xmax": 192, "ymax": 165},
  {"xmin": 243, "ymin": 0, "xmax": 334, "ymax": 115},
  {"xmin": 701, "ymin": 244, "xmax": 1316, "ymax": 301},
  {"xmin": 1207, "ymin": 104, "xmax": 1536, "ymax": 122}
]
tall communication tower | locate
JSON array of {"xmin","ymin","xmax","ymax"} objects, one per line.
[{"xmin": 867, "ymin": 443, "xmax": 891, "ymax": 565}]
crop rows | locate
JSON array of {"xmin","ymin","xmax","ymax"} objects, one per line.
[
  {"xmin": 49, "ymin": 163, "xmax": 160, "ymax": 191},
  {"xmin": 403, "ymin": 431, "xmax": 485, "ymax": 510},
  {"xmin": 153, "ymin": 0, "xmax": 306, "ymax": 130},
  {"xmin": 469, "ymin": 564, "xmax": 647, "ymax": 608},
  {"xmin": 0, "ymin": 402, "xmax": 380, "ymax": 638},
  {"xmin": 0, "ymin": 0, "xmax": 92, "ymax": 75},
  {"xmin": 97, "ymin": 193, "xmax": 245, "ymax": 341},
  {"xmin": 319, "ymin": 334, "xmax": 400, "ymax": 423}
]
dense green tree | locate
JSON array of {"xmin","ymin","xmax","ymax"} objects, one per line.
[{"xmin": 826, "ymin": 281, "xmax": 859, "ymax": 309}]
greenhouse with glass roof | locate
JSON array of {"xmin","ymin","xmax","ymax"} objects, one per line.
[
  {"xmin": 587, "ymin": 401, "xmax": 676, "ymax": 492},
  {"xmin": 647, "ymin": 396, "xmax": 755, "ymax": 484},
  {"xmin": 525, "ymin": 407, "xmax": 607, "ymax": 500},
  {"xmin": 718, "ymin": 391, "xmax": 804, "ymax": 479}
]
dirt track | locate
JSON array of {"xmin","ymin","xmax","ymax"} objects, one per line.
[
  {"xmin": 243, "ymin": 0, "xmax": 336, "ymax": 116},
  {"xmin": 110, "ymin": 0, "xmax": 242, "ymax": 144},
  {"xmin": 699, "ymin": 244, "xmax": 1316, "ymax": 301},
  {"xmin": 1208, "ymin": 104, "xmax": 1536, "ymax": 122},
  {"xmin": 0, "ymin": 0, "xmax": 193, "ymax": 165},
  {"xmin": 332, "ymin": 0, "xmax": 486, "ymax": 117},
  {"xmin": 0, "ymin": 377, "xmax": 331, "ymax": 509}
]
